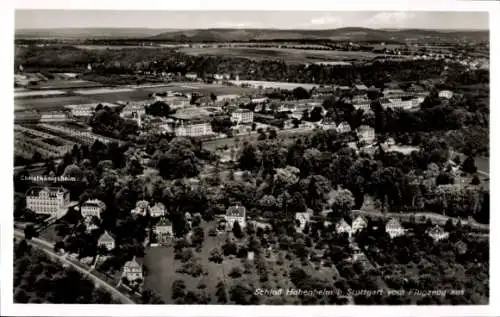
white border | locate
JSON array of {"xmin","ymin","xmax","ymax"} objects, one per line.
[{"xmin": 2, "ymin": 1, "xmax": 499, "ymax": 316}]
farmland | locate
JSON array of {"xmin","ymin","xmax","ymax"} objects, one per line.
[
  {"xmin": 178, "ymin": 47, "xmax": 379, "ymax": 64},
  {"xmin": 14, "ymin": 95, "xmax": 94, "ymax": 111}
]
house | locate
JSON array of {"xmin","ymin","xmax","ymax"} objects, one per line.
[
  {"xmin": 335, "ymin": 218, "xmax": 352, "ymax": 238},
  {"xmin": 131, "ymin": 200, "xmax": 150, "ymax": 216},
  {"xmin": 438, "ymin": 90, "xmax": 453, "ymax": 100},
  {"xmin": 426, "ymin": 225, "xmax": 449, "ymax": 241},
  {"xmin": 97, "ymin": 231, "xmax": 115, "ymax": 251},
  {"xmin": 26, "ymin": 186, "xmax": 70, "ymax": 218},
  {"xmin": 225, "ymin": 205, "xmax": 247, "ymax": 230},
  {"xmin": 337, "ymin": 122, "xmax": 352, "ymax": 134},
  {"xmin": 295, "ymin": 210, "xmax": 313, "ymax": 231},
  {"xmin": 170, "ymin": 107, "xmax": 214, "ymax": 137},
  {"xmin": 351, "ymin": 215, "xmax": 368, "ymax": 234},
  {"xmin": 122, "ymin": 256, "xmax": 143, "ymax": 281},
  {"xmin": 80, "ymin": 199, "xmax": 106, "ymax": 219},
  {"xmin": 83, "ymin": 216, "xmax": 99, "ymax": 233},
  {"xmin": 385, "ymin": 218, "xmax": 406, "ymax": 238},
  {"xmin": 231, "ymin": 109, "xmax": 254, "ymax": 124},
  {"xmin": 185, "ymin": 72, "xmax": 198, "ymax": 80},
  {"xmin": 154, "ymin": 217, "xmax": 173, "ymax": 244},
  {"xmin": 149, "ymin": 202, "xmax": 166, "ymax": 217},
  {"xmin": 247, "ymin": 251, "xmax": 255, "ymax": 261},
  {"xmin": 357, "ymin": 125, "xmax": 375, "ymax": 145}
]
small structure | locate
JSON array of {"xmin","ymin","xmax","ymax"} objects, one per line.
[
  {"xmin": 351, "ymin": 215, "xmax": 368, "ymax": 234},
  {"xmin": 80, "ymin": 199, "xmax": 106, "ymax": 219},
  {"xmin": 97, "ymin": 231, "xmax": 115, "ymax": 251},
  {"xmin": 154, "ymin": 217, "xmax": 173, "ymax": 245},
  {"xmin": 247, "ymin": 251, "xmax": 255, "ymax": 261},
  {"xmin": 426, "ymin": 225, "xmax": 449, "ymax": 242},
  {"xmin": 337, "ymin": 121, "xmax": 352, "ymax": 134},
  {"xmin": 295, "ymin": 210, "xmax": 312, "ymax": 232},
  {"xmin": 131, "ymin": 200, "xmax": 150, "ymax": 216},
  {"xmin": 231, "ymin": 109, "xmax": 254, "ymax": 124},
  {"xmin": 357, "ymin": 125, "xmax": 376, "ymax": 145},
  {"xmin": 335, "ymin": 218, "xmax": 353, "ymax": 238},
  {"xmin": 149, "ymin": 202, "xmax": 166, "ymax": 217},
  {"xmin": 385, "ymin": 218, "xmax": 406, "ymax": 239},
  {"xmin": 122, "ymin": 256, "xmax": 143, "ymax": 281},
  {"xmin": 185, "ymin": 72, "xmax": 198, "ymax": 80},
  {"xmin": 438, "ymin": 90, "xmax": 453, "ymax": 100},
  {"xmin": 225, "ymin": 205, "xmax": 247, "ymax": 230}
]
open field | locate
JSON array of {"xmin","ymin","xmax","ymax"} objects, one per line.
[
  {"xmin": 14, "ymin": 95, "xmax": 94, "ymax": 111},
  {"xmin": 178, "ymin": 47, "xmax": 379, "ymax": 64},
  {"xmin": 88, "ymin": 90, "xmax": 152, "ymax": 103},
  {"xmin": 144, "ymin": 83, "xmax": 257, "ymax": 96},
  {"xmin": 34, "ymin": 79, "xmax": 103, "ymax": 89},
  {"xmin": 14, "ymin": 90, "xmax": 67, "ymax": 98},
  {"xmin": 74, "ymin": 87, "xmax": 137, "ymax": 95},
  {"xmin": 229, "ymin": 80, "xmax": 319, "ymax": 90},
  {"xmin": 75, "ymin": 45, "xmax": 164, "ymax": 50}
]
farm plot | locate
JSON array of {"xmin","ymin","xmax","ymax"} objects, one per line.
[
  {"xmin": 179, "ymin": 47, "xmax": 378, "ymax": 64},
  {"xmin": 88, "ymin": 90, "xmax": 152, "ymax": 103},
  {"xmin": 35, "ymin": 79, "xmax": 103, "ymax": 89},
  {"xmin": 73, "ymin": 87, "xmax": 137, "ymax": 95},
  {"xmin": 14, "ymin": 90, "xmax": 67, "ymax": 98},
  {"xmin": 14, "ymin": 95, "xmax": 94, "ymax": 111}
]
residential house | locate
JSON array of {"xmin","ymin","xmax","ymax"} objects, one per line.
[
  {"xmin": 131, "ymin": 200, "xmax": 150, "ymax": 216},
  {"xmin": 83, "ymin": 216, "xmax": 99, "ymax": 233},
  {"xmin": 98, "ymin": 231, "xmax": 115, "ymax": 251},
  {"xmin": 426, "ymin": 225, "xmax": 450, "ymax": 241},
  {"xmin": 385, "ymin": 218, "xmax": 406, "ymax": 239},
  {"xmin": 185, "ymin": 72, "xmax": 198, "ymax": 80},
  {"xmin": 231, "ymin": 109, "xmax": 254, "ymax": 124},
  {"xmin": 80, "ymin": 199, "xmax": 106, "ymax": 219},
  {"xmin": 438, "ymin": 90, "xmax": 453, "ymax": 100},
  {"xmin": 154, "ymin": 217, "xmax": 173, "ymax": 245},
  {"xmin": 337, "ymin": 122, "xmax": 352, "ymax": 134},
  {"xmin": 149, "ymin": 202, "xmax": 166, "ymax": 217},
  {"xmin": 225, "ymin": 205, "xmax": 247, "ymax": 230},
  {"xmin": 351, "ymin": 215, "xmax": 368, "ymax": 234},
  {"xmin": 357, "ymin": 125, "xmax": 376, "ymax": 145},
  {"xmin": 26, "ymin": 186, "xmax": 70, "ymax": 218},
  {"xmin": 122, "ymin": 256, "xmax": 143, "ymax": 281},
  {"xmin": 335, "ymin": 218, "xmax": 353, "ymax": 238},
  {"xmin": 295, "ymin": 210, "xmax": 313, "ymax": 232}
]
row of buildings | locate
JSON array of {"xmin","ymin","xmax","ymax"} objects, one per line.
[
  {"xmin": 37, "ymin": 123, "xmax": 123, "ymax": 145},
  {"xmin": 15, "ymin": 125, "xmax": 76, "ymax": 159}
]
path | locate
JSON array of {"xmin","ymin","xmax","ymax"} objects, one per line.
[{"xmin": 14, "ymin": 229, "xmax": 135, "ymax": 304}]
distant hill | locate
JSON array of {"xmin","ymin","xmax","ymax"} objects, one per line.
[{"xmin": 15, "ymin": 27, "xmax": 489, "ymax": 42}]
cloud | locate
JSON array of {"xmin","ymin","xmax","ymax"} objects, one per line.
[
  {"xmin": 365, "ymin": 12, "xmax": 416, "ymax": 28},
  {"xmin": 309, "ymin": 15, "xmax": 344, "ymax": 27}
]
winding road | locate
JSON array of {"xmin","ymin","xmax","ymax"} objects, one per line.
[{"xmin": 14, "ymin": 229, "xmax": 135, "ymax": 304}]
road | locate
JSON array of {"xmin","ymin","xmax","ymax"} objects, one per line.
[
  {"xmin": 14, "ymin": 230, "xmax": 135, "ymax": 304},
  {"xmin": 352, "ymin": 210, "xmax": 489, "ymax": 231}
]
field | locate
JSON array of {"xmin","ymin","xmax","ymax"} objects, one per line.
[
  {"xmin": 73, "ymin": 87, "xmax": 137, "ymax": 95},
  {"xmin": 178, "ymin": 47, "xmax": 379, "ymax": 64},
  {"xmin": 14, "ymin": 95, "xmax": 94, "ymax": 111},
  {"xmin": 229, "ymin": 80, "xmax": 318, "ymax": 90},
  {"xmin": 143, "ymin": 82, "xmax": 257, "ymax": 95},
  {"xmin": 34, "ymin": 79, "xmax": 103, "ymax": 89},
  {"xmin": 75, "ymin": 45, "xmax": 164, "ymax": 50},
  {"xmin": 14, "ymin": 90, "xmax": 67, "ymax": 98}
]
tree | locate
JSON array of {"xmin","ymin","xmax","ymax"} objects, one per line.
[
  {"xmin": 238, "ymin": 143, "xmax": 258, "ymax": 171},
  {"xmin": 24, "ymin": 224, "xmax": 38, "ymax": 240},
  {"xmin": 230, "ymin": 282, "xmax": 259, "ymax": 304},
  {"xmin": 210, "ymin": 92, "xmax": 217, "ymax": 103},
  {"xmin": 292, "ymin": 86, "xmax": 310, "ymax": 100},
  {"xmin": 215, "ymin": 281, "xmax": 228, "ymax": 303},
  {"xmin": 171, "ymin": 279, "xmax": 186, "ymax": 300},
  {"xmin": 436, "ymin": 172, "xmax": 455, "ymax": 185},
  {"xmin": 209, "ymin": 247, "xmax": 223, "ymax": 263},
  {"xmin": 268, "ymin": 129, "xmax": 278, "ymax": 140},
  {"xmin": 309, "ymin": 106, "xmax": 324, "ymax": 122},
  {"xmin": 327, "ymin": 189, "xmax": 355, "ymax": 221},
  {"xmin": 471, "ymin": 175, "xmax": 481, "ymax": 185},
  {"xmin": 258, "ymin": 132, "xmax": 267, "ymax": 141},
  {"xmin": 228, "ymin": 267, "xmax": 243, "ymax": 278},
  {"xmin": 461, "ymin": 156, "xmax": 477, "ymax": 174},
  {"xmin": 232, "ymin": 221, "xmax": 244, "ymax": 239}
]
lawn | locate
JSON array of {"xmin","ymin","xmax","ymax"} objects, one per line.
[
  {"xmin": 178, "ymin": 47, "xmax": 379, "ymax": 64},
  {"xmin": 86, "ymin": 90, "xmax": 152, "ymax": 103}
]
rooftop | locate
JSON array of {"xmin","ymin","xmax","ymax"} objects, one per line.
[
  {"xmin": 170, "ymin": 107, "xmax": 211, "ymax": 121},
  {"xmin": 226, "ymin": 205, "xmax": 246, "ymax": 218},
  {"xmin": 27, "ymin": 186, "xmax": 68, "ymax": 197}
]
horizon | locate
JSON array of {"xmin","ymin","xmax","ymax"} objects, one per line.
[{"xmin": 15, "ymin": 11, "xmax": 489, "ymax": 31}]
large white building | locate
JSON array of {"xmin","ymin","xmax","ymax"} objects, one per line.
[
  {"xmin": 231, "ymin": 109, "xmax": 254, "ymax": 124},
  {"xmin": 26, "ymin": 187, "xmax": 70, "ymax": 218},
  {"xmin": 385, "ymin": 218, "xmax": 406, "ymax": 239},
  {"xmin": 225, "ymin": 205, "xmax": 247, "ymax": 230},
  {"xmin": 64, "ymin": 103, "xmax": 119, "ymax": 117},
  {"xmin": 170, "ymin": 107, "xmax": 214, "ymax": 137},
  {"xmin": 80, "ymin": 199, "xmax": 106, "ymax": 219},
  {"xmin": 97, "ymin": 231, "xmax": 115, "ymax": 251}
]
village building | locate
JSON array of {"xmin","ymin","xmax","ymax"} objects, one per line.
[
  {"xmin": 83, "ymin": 216, "xmax": 99, "ymax": 233},
  {"xmin": 39, "ymin": 111, "xmax": 70, "ymax": 123},
  {"xmin": 185, "ymin": 72, "xmax": 198, "ymax": 80},
  {"xmin": 438, "ymin": 90, "xmax": 454, "ymax": 100},
  {"xmin": 385, "ymin": 218, "xmax": 406, "ymax": 239},
  {"xmin": 149, "ymin": 202, "xmax": 166, "ymax": 217},
  {"xmin": 154, "ymin": 217, "xmax": 174, "ymax": 245},
  {"xmin": 122, "ymin": 256, "xmax": 143, "ymax": 281},
  {"xmin": 351, "ymin": 215, "xmax": 368, "ymax": 234},
  {"xmin": 426, "ymin": 225, "xmax": 450, "ymax": 241},
  {"xmin": 26, "ymin": 186, "xmax": 70, "ymax": 218},
  {"xmin": 231, "ymin": 109, "xmax": 254, "ymax": 124},
  {"xmin": 335, "ymin": 218, "xmax": 353, "ymax": 238},
  {"xmin": 357, "ymin": 125, "xmax": 376, "ymax": 145},
  {"xmin": 337, "ymin": 121, "xmax": 352, "ymax": 134},
  {"xmin": 295, "ymin": 210, "xmax": 313, "ymax": 232},
  {"xmin": 97, "ymin": 231, "xmax": 115, "ymax": 251},
  {"xmin": 169, "ymin": 107, "xmax": 214, "ymax": 137},
  {"xmin": 80, "ymin": 199, "xmax": 106, "ymax": 219},
  {"xmin": 225, "ymin": 205, "xmax": 247, "ymax": 230},
  {"xmin": 131, "ymin": 200, "xmax": 150, "ymax": 216}
]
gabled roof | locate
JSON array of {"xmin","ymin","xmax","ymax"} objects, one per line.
[
  {"xmin": 353, "ymin": 215, "xmax": 368, "ymax": 225},
  {"xmin": 157, "ymin": 217, "xmax": 172, "ymax": 227},
  {"xmin": 426, "ymin": 225, "xmax": 447, "ymax": 236},
  {"xmin": 98, "ymin": 231, "xmax": 114, "ymax": 243},
  {"xmin": 27, "ymin": 186, "xmax": 69, "ymax": 197},
  {"xmin": 124, "ymin": 256, "xmax": 142, "ymax": 269},
  {"xmin": 386, "ymin": 218, "xmax": 403, "ymax": 229},
  {"xmin": 150, "ymin": 202, "xmax": 166, "ymax": 211},
  {"xmin": 226, "ymin": 205, "xmax": 246, "ymax": 217},
  {"xmin": 82, "ymin": 199, "xmax": 106, "ymax": 210},
  {"xmin": 336, "ymin": 218, "xmax": 352, "ymax": 230}
]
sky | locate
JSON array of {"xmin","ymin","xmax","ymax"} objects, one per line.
[{"xmin": 15, "ymin": 10, "xmax": 489, "ymax": 30}]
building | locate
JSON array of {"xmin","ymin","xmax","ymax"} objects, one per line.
[
  {"xmin": 335, "ymin": 218, "xmax": 353, "ymax": 238},
  {"xmin": 131, "ymin": 200, "xmax": 150, "ymax": 216},
  {"xmin": 438, "ymin": 90, "xmax": 454, "ymax": 100},
  {"xmin": 426, "ymin": 225, "xmax": 449, "ymax": 241},
  {"xmin": 225, "ymin": 205, "xmax": 247, "ymax": 230},
  {"xmin": 251, "ymin": 97, "xmax": 269, "ymax": 104},
  {"xmin": 185, "ymin": 72, "xmax": 198, "ymax": 80},
  {"xmin": 385, "ymin": 218, "xmax": 406, "ymax": 239},
  {"xmin": 170, "ymin": 107, "xmax": 214, "ymax": 137},
  {"xmin": 117, "ymin": 101, "xmax": 148, "ymax": 118},
  {"xmin": 26, "ymin": 187, "xmax": 70, "ymax": 218},
  {"xmin": 80, "ymin": 199, "xmax": 106, "ymax": 219},
  {"xmin": 83, "ymin": 216, "xmax": 99, "ymax": 233},
  {"xmin": 357, "ymin": 125, "xmax": 376, "ymax": 144},
  {"xmin": 150, "ymin": 202, "xmax": 166, "ymax": 218},
  {"xmin": 154, "ymin": 217, "xmax": 173, "ymax": 245},
  {"xmin": 64, "ymin": 103, "xmax": 119, "ymax": 117},
  {"xmin": 40, "ymin": 112, "xmax": 69, "ymax": 123},
  {"xmin": 15, "ymin": 130, "xmax": 75, "ymax": 159},
  {"xmin": 231, "ymin": 109, "xmax": 254, "ymax": 124},
  {"xmin": 122, "ymin": 256, "xmax": 143, "ymax": 281},
  {"xmin": 37, "ymin": 123, "xmax": 122, "ymax": 145},
  {"xmin": 295, "ymin": 210, "xmax": 313, "ymax": 232},
  {"xmin": 98, "ymin": 231, "xmax": 115, "ymax": 251},
  {"xmin": 351, "ymin": 215, "xmax": 368, "ymax": 234},
  {"xmin": 337, "ymin": 122, "xmax": 352, "ymax": 134},
  {"xmin": 217, "ymin": 94, "xmax": 240, "ymax": 102}
]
